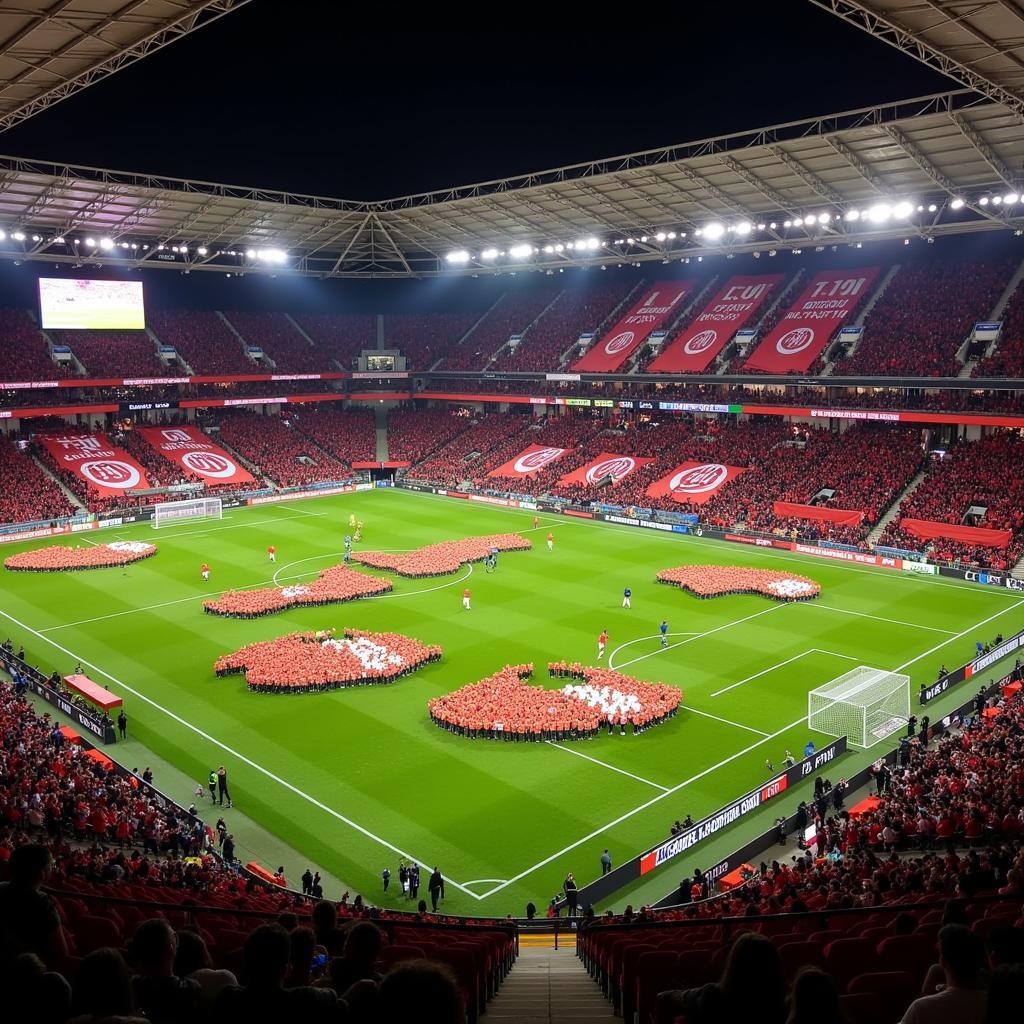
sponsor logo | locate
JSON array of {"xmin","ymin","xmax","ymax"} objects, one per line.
[
  {"xmin": 669, "ymin": 463, "xmax": 728, "ymax": 495},
  {"xmin": 80, "ymin": 460, "xmax": 141, "ymax": 489},
  {"xmin": 971, "ymin": 632, "xmax": 1024, "ymax": 674},
  {"xmin": 513, "ymin": 447, "xmax": 564, "ymax": 473},
  {"xmin": 902, "ymin": 560, "xmax": 937, "ymax": 576},
  {"xmin": 761, "ymin": 775, "xmax": 788, "ymax": 800},
  {"xmin": 1004, "ymin": 577, "xmax": 1024, "ymax": 592},
  {"xmin": 683, "ymin": 329, "xmax": 718, "ymax": 355},
  {"xmin": 775, "ymin": 326, "xmax": 815, "ymax": 355},
  {"xmin": 798, "ymin": 744, "xmax": 840, "ymax": 777},
  {"xmin": 705, "ymin": 860, "xmax": 731, "ymax": 884},
  {"xmin": 585, "ymin": 457, "xmax": 636, "ymax": 484},
  {"xmin": 181, "ymin": 451, "xmax": 238, "ymax": 479},
  {"xmin": 604, "ymin": 330, "xmax": 635, "ymax": 355},
  {"xmin": 921, "ymin": 678, "xmax": 951, "ymax": 704}
]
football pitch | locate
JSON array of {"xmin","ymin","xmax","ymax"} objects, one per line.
[{"xmin": 3, "ymin": 487, "xmax": 1024, "ymax": 915}]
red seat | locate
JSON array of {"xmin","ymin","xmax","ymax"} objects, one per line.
[
  {"xmin": 74, "ymin": 914, "xmax": 122, "ymax": 954},
  {"xmin": 876, "ymin": 934, "xmax": 935, "ymax": 977},
  {"xmin": 778, "ymin": 941, "xmax": 826, "ymax": 981},
  {"xmin": 823, "ymin": 938, "xmax": 876, "ymax": 990},
  {"xmin": 619, "ymin": 944, "xmax": 656, "ymax": 1022},
  {"xmin": 635, "ymin": 950, "xmax": 680, "ymax": 1024},
  {"xmin": 675, "ymin": 949, "xmax": 715, "ymax": 987},
  {"xmin": 847, "ymin": 970, "xmax": 918, "ymax": 1009},
  {"xmin": 840, "ymin": 991, "xmax": 886, "ymax": 1024},
  {"xmin": 377, "ymin": 944, "xmax": 426, "ymax": 968}
]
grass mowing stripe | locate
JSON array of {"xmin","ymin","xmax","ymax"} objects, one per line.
[
  {"xmin": 710, "ymin": 649, "xmax": 858, "ymax": 698},
  {"xmin": 0, "ymin": 604, "xmax": 484, "ymax": 901},
  {"xmin": 544, "ymin": 742, "xmax": 670, "ymax": 792}
]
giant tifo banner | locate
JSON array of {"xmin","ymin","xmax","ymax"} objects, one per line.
[
  {"xmin": 743, "ymin": 268, "xmax": 880, "ymax": 373},
  {"xmin": 901, "ymin": 518, "xmax": 1012, "ymax": 549},
  {"xmin": 645, "ymin": 461, "xmax": 746, "ymax": 505},
  {"xmin": 557, "ymin": 453, "xmax": 654, "ymax": 488},
  {"xmin": 138, "ymin": 425, "xmax": 255, "ymax": 485},
  {"xmin": 573, "ymin": 281, "xmax": 696, "ymax": 372},
  {"xmin": 39, "ymin": 433, "xmax": 151, "ymax": 496},
  {"xmin": 488, "ymin": 444, "xmax": 567, "ymax": 478},
  {"xmin": 648, "ymin": 274, "xmax": 784, "ymax": 372}
]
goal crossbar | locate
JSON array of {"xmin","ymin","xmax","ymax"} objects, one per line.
[{"xmin": 153, "ymin": 497, "xmax": 223, "ymax": 528}]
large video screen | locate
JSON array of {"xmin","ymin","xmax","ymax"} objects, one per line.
[{"xmin": 38, "ymin": 278, "xmax": 146, "ymax": 330}]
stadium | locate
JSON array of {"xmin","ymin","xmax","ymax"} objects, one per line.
[{"xmin": 2, "ymin": 1, "xmax": 1024, "ymax": 1022}]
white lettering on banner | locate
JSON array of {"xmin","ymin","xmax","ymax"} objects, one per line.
[
  {"xmin": 794, "ymin": 543, "xmax": 902, "ymax": 569},
  {"xmin": 271, "ymin": 374, "xmax": 320, "ymax": 381},
  {"xmin": 810, "ymin": 409, "xmax": 902, "ymax": 422},
  {"xmin": 247, "ymin": 484, "xmax": 363, "ymax": 506},
  {"xmin": 604, "ymin": 331, "xmax": 635, "ymax": 355},
  {"xmin": 585, "ymin": 457, "xmax": 637, "ymax": 484},
  {"xmin": 0, "ymin": 380, "xmax": 60, "ymax": 389},
  {"xmin": 972, "ymin": 633, "xmax": 1024, "ymax": 674},
  {"xmin": 180, "ymin": 451, "xmax": 238, "ymax": 479},
  {"xmin": 545, "ymin": 373, "xmax": 581, "ymax": 382},
  {"xmin": 683, "ymin": 329, "xmax": 717, "ymax": 355},
  {"xmin": 902, "ymin": 561, "xmax": 938, "ymax": 576},
  {"xmin": 123, "ymin": 377, "xmax": 189, "ymax": 386},
  {"xmin": 160, "ymin": 428, "xmax": 192, "ymax": 442},
  {"xmin": 79, "ymin": 460, "xmax": 141, "ymax": 489},
  {"xmin": 0, "ymin": 525, "xmax": 73, "ymax": 545},
  {"xmin": 810, "ymin": 277, "xmax": 867, "ymax": 299},
  {"xmin": 775, "ymin": 327, "xmax": 815, "ymax": 355},
  {"xmin": 512, "ymin": 447, "xmax": 564, "ymax": 473},
  {"xmin": 670, "ymin": 463, "xmax": 728, "ymax": 495},
  {"xmin": 223, "ymin": 397, "xmax": 289, "ymax": 406}
]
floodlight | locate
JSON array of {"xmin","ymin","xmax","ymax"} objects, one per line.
[{"xmin": 703, "ymin": 222, "xmax": 725, "ymax": 240}]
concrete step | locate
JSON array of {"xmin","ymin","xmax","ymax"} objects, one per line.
[{"xmin": 487, "ymin": 947, "xmax": 610, "ymax": 1024}]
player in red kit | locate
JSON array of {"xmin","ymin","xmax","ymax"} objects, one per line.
[
  {"xmin": 547, "ymin": 532, "xmax": 554, "ymax": 552},
  {"xmin": 201, "ymin": 563, "xmax": 210, "ymax": 581},
  {"xmin": 267, "ymin": 545, "xmax": 276, "ymax": 563},
  {"xmin": 533, "ymin": 515, "xmax": 539, "ymax": 529},
  {"xmin": 462, "ymin": 588, "xmax": 471, "ymax": 611},
  {"xmin": 597, "ymin": 630, "xmax": 608, "ymax": 660}
]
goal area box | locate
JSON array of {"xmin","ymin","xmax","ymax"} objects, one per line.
[
  {"xmin": 152, "ymin": 497, "xmax": 223, "ymax": 528},
  {"xmin": 808, "ymin": 666, "xmax": 910, "ymax": 748}
]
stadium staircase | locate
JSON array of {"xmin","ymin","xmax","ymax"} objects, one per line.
[
  {"xmin": 428, "ymin": 294, "xmax": 505, "ymax": 370},
  {"xmin": 31, "ymin": 455, "xmax": 85, "ymax": 511},
  {"xmin": 865, "ymin": 467, "xmax": 927, "ymax": 547},
  {"xmin": 822, "ymin": 263, "xmax": 900, "ymax": 375},
  {"xmin": 375, "ymin": 405, "xmax": 389, "ymax": 460},
  {"xmin": 487, "ymin": 945, "xmax": 609, "ymax": 1024},
  {"xmin": 960, "ymin": 254, "xmax": 1024, "ymax": 375},
  {"xmin": 484, "ymin": 289, "xmax": 565, "ymax": 370},
  {"xmin": 718, "ymin": 268, "xmax": 804, "ymax": 373},
  {"xmin": 216, "ymin": 311, "xmax": 262, "ymax": 365}
]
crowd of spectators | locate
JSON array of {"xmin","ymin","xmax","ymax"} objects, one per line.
[
  {"xmin": 292, "ymin": 314, "xmax": 375, "ymax": 369},
  {"xmin": 204, "ymin": 565, "xmax": 393, "ymax": 617},
  {"xmin": 489, "ymin": 280, "xmax": 637, "ymax": 372},
  {"xmin": 382, "ymin": 312, "xmax": 479, "ymax": 369},
  {"xmin": 217, "ymin": 412, "xmax": 347, "ymax": 487},
  {"xmin": 352, "ymin": 534, "xmax": 531, "ymax": 577},
  {"xmin": 52, "ymin": 331, "xmax": 174, "ymax": 379},
  {"xmin": 222, "ymin": 312, "xmax": 324, "ymax": 373},
  {"xmin": 880, "ymin": 431, "xmax": 1024, "ymax": 568},
  {"xmin": 289, "ymin": 407, "xmax": 376, "ymax": 466},
  {"xmin": 405, "ymin": 413, "xmax": 528, "ymax": 487},
  {"xmin": 836, "ymin": 259, "xmax": 1015, "ymax": 377},
  {"xmin": 0, "ymin": 308, "xmax": 67, "ymax": 382},
  {"xmin": 32, "ymin": 433, "xmax": 123, "ymax": 515},
  {"xmin": 149, "ymin": 310, "xmax": 253, "ymax": 376},
  {"xmin": 0, "ymin": 435, "xmax": 75, "ymax": 525},
  {"xmin": 213, "ymin": 629, "xmax": 442, "ymax": 693},
  {"xmin": 436, "ymin": 286, "xmax": 562, "ymax": 371},
  {"xmin": 386, "ymin": 408, "xmax": 473, "ymax": 464}
]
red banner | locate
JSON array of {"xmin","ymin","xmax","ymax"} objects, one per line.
[
  {"xmin": 488, "ymin": 443, "xmax": 567, "ymax": 478},
  {"xmin": 645, "ymin": 461, "xmax": 746, "ymax": 505},
  {"xmin": 648, "ymin": 274, "xmax": 784, "ymax": 372},
  {"xmin": 772, "ymin": 501, "xmax": 865, "ymax": 527},
  {"xmin": 901, "ymin": 518, "xmax": 1012, "ymax": 549},
  {"xmin": 39, "ymin": 432, "xmax": 151, "ymax": 496},
  {"xmin": 744, "ymin": 268, "xmax": 880, "ymax": 372},
  {"xmin": 573, "ymin": 281, "xmax": 696, "ymax": 371},
  {"xmin": 137, "ymin": 425, "xmax": 255, "ymax": 485},
  {"xmin": 557, "ymin": 452, "xmax": 654, "ymax": 487}
]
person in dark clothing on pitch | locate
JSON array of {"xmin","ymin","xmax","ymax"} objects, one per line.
[
  {"xmin": 117, "ymin": 709, "xmax": 127, "ymax": 739},
  {"xmin": 217, "ymin": 765, "xmax": 232, "ymax": 807},
  {"xmin": 564, "ymin": 872, "xmax": 578, "ymax": 916},
  {"xmin": 428, "ymin": 867, "xmax": 445, "ymax": 912}
]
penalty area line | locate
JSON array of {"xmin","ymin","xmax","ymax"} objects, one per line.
[
  {"xmin": 544, "ymin": 741, "xmax": 670, "ymax": 792},
  {"xmin": 709, "ymin": 648, "xmax": 858, "ymax": 698},
  {"xmin": 0, "ymin": 607, "xmax": 483, "ymax": 901}
]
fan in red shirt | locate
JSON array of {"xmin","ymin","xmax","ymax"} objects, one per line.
[
  {"xmin": 201, "ymin": 563, "xmax": 210, "ymax": 581},
  {"xmin": 462, "ymin": 587, "xmax": 471, "ymax": 611},
  {"xmin": 597, "ymin": 630, "xmax": 609, "ymax": 660},
  {"xmin": 267, "ymin": 545, "xmax": 276, "ymax": 563}
]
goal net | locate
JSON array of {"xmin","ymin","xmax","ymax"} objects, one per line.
[
  {"xmin": 808, "ymin": 666, "xmax": 910, "ymax": 748},
  {"xmin": 153, "ymin": 497, "xmax": 223, "ymax": 529}
]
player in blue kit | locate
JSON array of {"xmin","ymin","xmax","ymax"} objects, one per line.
[
  {"xmin": 660, "ymin": 619, "xmax": 668, "ymax": 648},
  {"xmin": 622, "ymin": 586, "xmax": 631, "ymax": 609}
]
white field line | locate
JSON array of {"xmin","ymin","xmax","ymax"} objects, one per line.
[
  {"xmin": 391, "ymin": 489, "xmax": 1020, "ymax": 599},
  {"xmin": 544, "ymin": 741, "xmax": 670, "ymax": 792},
  {"xmin": 0, "ymin": 606, "xmax": 483, "ymax": 901},
  {"xmin": 79, "ymin": 538, "xmax": 100, "ymax": 546},
  {"xmin": 477, "ymin": 595, "xmax": 1024, "ymax": 899},
  {"xmin": 803, "ymin": 602, "xmax": 958, "ymax": 635},
  {"xmin": 144, "ymin": 513, "xmax": 324, "ymax": 541},
  {"xmin": 277, "ymin": 504, "xmax": 329, "ymax": 517},
  {"xmin": 683, "ymin": 706, "xmax": 771, "ymax": 736},
  {"xmin": 477, "ymin": 712, "xmax": 809, "ymax": 899},
  {"xmin": 710, "ymin": 648, "xmax": 858, "ymax": 698},
  {"xmin": 608, "ymin": 604, "xmax": 786, "ymax": 671}
]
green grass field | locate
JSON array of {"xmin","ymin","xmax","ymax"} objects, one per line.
[{"xmin": 3, "ymin": 488, "xmax": 1024, "ymax": 916}]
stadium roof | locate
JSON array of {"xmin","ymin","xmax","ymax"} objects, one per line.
[
  {"xmin": 0, "ymin": 89, "xmax": 1022, "ymax": 277},
  {"xmin": 812, "ymin": 1, "xmax": 1024, "ymax": 116},
  {"xmin": 0, "ymin": 1, "xmax": 250, "ymax": 132}
]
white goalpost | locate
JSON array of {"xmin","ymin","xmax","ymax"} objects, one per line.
[
  {"xmin": 808, "ymin": 666, "xmax": 911, "ymax": 748},
  {"xmin": 152, "ymin": 497, "xmax": 224, "ymax": 529}
]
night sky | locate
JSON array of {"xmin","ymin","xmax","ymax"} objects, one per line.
[{"xmin": 0, "ymin": 1, "xmax": 954, "ymax": 200}]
